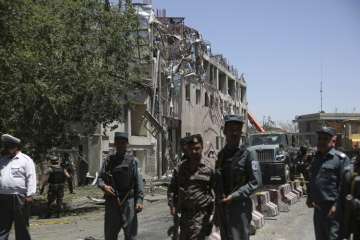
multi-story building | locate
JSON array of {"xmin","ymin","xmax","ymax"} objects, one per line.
[
  {"xmin": 81, "ymin": 2, "xmax": 248, "ymax": 180},
  {"xmin": 294, "ymin": 112, "xmax": 360, "ymax": 149}
]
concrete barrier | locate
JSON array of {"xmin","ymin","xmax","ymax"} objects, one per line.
[
  {"xmin": 269, "ymin": 188, "xmax": 290, "ymax": 212},
  {"xmin": 251, "ymin": 195, "xmax": 265, "ymax": 229},
  {"xmin": 293, "ymin": 180, "xmax": 304, "ymax": 197},
  {"xmin": 256, "ymin": 191, "xmax": 279, "ymax": 217},
  {"xmin": 290, "ymin": 182, "xmax": 301, "ymax": 199},
  {"xmin": 279, "ymin": 183, "xmax": 297, "ymax": 205},
  {"xmin": 252, "ymin": 210, "xmax": 265, "ymax": 229},
  {"xmin": 295, "ymin": 176, "xmax": 308, "ymax": 195}
]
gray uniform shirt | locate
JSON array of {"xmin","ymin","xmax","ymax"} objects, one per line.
[{"xmin": 308, "ymin": 148, "xmax": 350, "ymax": 206}]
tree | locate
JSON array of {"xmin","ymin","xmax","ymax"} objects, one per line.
[{"xmin": 0, "ymin": 0, "xmax": 141, "ymax": 160}]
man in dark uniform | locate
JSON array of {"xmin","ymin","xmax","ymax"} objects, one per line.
[
  {"xmin": 40, "ymin": 154, "xmax": 70, "ymax": 218},
  {"xmin": 176, "ymin": 134, "xmax": 214, "ymax": 240},
  {"xmin": 167, "ymin": 136, "xmax": 191, "ymax": 240},
  {"xmin": 215, "ymin": 114, "xmax": 261, "ymax": 240},
  {"xmin": 295, "ymin": 145, "xmax": 312, "ymax": 193},
  {"xmin": 307, "ymin": 127, "xmax": 351, "ymax": 240},
  {"xmin": 340, "ymin": 148, "xmax": 360, "ymax": 239},
  {"xmin": 97, "ymin": 132, "xmax": 144, "ymax": 240}
]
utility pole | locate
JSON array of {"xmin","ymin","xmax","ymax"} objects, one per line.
[
  {"xmin": 320, "ymin": 81, "xmax": 323, "ymax": 112},
  {"xmin": 320, "ymin": 64, "xmax": 324, "ymax": 113}
]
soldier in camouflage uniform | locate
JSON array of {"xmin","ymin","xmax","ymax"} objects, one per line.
[
  {"xmin": 175, "ymin": 134, "xmax": 214, "ymax": 240},
  {"xmin": 167, "ymin": 136, "xmax": 192, "ymax": 240},
  {"xmin": 40, "ymin": 155, "xmax": 70, "ymax": 218}
]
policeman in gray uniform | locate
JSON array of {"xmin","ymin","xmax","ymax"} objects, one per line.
[
  {"xmin": 97, "ymin": 132, "xmax": 144, "ymax": 240},
  {"xmin": 215, "ymin": 115, "xmax": 261, "ymax": 240},
  {"xmin": 307, "ymin": 127, "xmax": 351, "ymax": 240}
]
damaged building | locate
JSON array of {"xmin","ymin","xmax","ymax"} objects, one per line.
[{"xmin": 79, "ymin": 1, "xmax": 248, "ymax": 181}]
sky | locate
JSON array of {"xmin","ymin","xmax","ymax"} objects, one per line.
[{"xmin": 152, "ymin": 0, "xmax": 360, "ymax": 123}]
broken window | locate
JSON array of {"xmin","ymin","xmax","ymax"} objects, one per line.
[
  {"xmin": 240, "ymin": 86, "xmax": 246, "ymax": 103},
  {"xmin": 210, "ymin": 95, "xmax": 214, "ymax": 107},
  {"xmin": 204, "ymin": 92, "xmax": 209, "ymax": 107},
  {"xmin": 185, "ymin": 83, "xmax": 191, "ymax": 101},
  {"xmin": 228, "ymin": 79, "xmax": 235, "ymax": 98},
  {"xmin": 196, "ymin": 89, "xmax": 201, "ymax": 104},
  {"xmin": 219, "ymin": 71, "xmax": 226, "ymax": 94},
  {"xmin": 209, "ymin": 65, "xmax": 214, "ymax": 84},
  {"xmin": 216, "ymin": 136, "xmax": 220, "ymax": 150}
]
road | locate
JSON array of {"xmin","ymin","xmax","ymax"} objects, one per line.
[
  {"xmin": 250, "ymin": 198, "xmax": 315, "ymax": 240},
  {"xmin": 11, "ymin": 198, "xmax": 314, "ymax": 240}
]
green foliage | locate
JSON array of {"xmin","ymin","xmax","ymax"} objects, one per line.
[{"xmin": 0, "ymin": 0, "xmax": 140, "ymax": 159}]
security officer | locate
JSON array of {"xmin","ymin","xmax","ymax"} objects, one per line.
[
  {"xmin": 306, "ymin": 127, "xmax": 351, "ymax": 240},
  {"xmin": 97, "ymin": 132, "xmax": 144, "ymax": 240},
  {"xmin": 340, "ymin": 148, "xmax": 360, "ymax": 239},
  {"xmin": 61, "ymin": 153, "xmax": 75, "ymax": 194},
  {"xmin": 0, "ymin": 134, "xmax": 36, "ymax": 240},
  {"xmin": 214, "ymin": 115, "xmax": 261, "ymax": 240},
  {"xmin": 40, "ymin": 154, "xmax": 70, "ymax": 218},
  {"xmin": 167, "ymin": 136, "xmax": 192, "ymax": 240},
  {"xmin": 176, "ymin": 134, "xmax": 214, "ymax": 240},
  {"xmin": 295, "ymin": 146, "xmax": 308, "ymax": 175}
]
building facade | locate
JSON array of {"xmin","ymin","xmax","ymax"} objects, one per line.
[
  {"xmin": 82, "ymin": 2, "xmax": 248, "ymax": 179},
  {"xmin": 295, "ymin": 112, "xmax": 360, "ymax": 149}
]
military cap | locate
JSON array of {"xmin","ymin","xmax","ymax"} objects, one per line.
[
  {"xmin": 316, "ymin": 127, "xmax": 336, "ymax": 137},
  {"xmin": 180, "ymin": 136, "xmax": 192, "ymax": 146},
  {"xmin": 48, "ymin": 154, "xmax": 59, "ymax": 162},
  {"xmin": 224, "ymin": 114, "xmax": 245, "ymax": 124},
  {"xmin": 114, "ymin": 132, "xmax": 128, "ymax": 141},
  {"xmin": 1, "ymin": 134, "xmax": 21, "ymax": 145},
  {"xmin": 188, "ymin": 134, "xmax": 203, "ymax": 145}
]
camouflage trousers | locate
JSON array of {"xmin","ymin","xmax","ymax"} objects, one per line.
[
  {"xmin": 179, "ymin": 207, "xmax": 212, "ymax": 240},
  {"xmin": 47, "ymin": 184, "xmax": 65, "ymax": 203}
]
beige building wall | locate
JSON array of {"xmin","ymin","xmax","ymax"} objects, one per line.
[{"xmin": 181, "ymin": 55, "xmax": 248, "ymax": 154}]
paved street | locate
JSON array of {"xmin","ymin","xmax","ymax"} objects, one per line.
[
  {"xmin": 14, "ymin": 197, "xmax": 315, "ymax": 240},
  {"xmin": 250, "ymin": 198, "xmax": 315, "ymax": 240}
]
